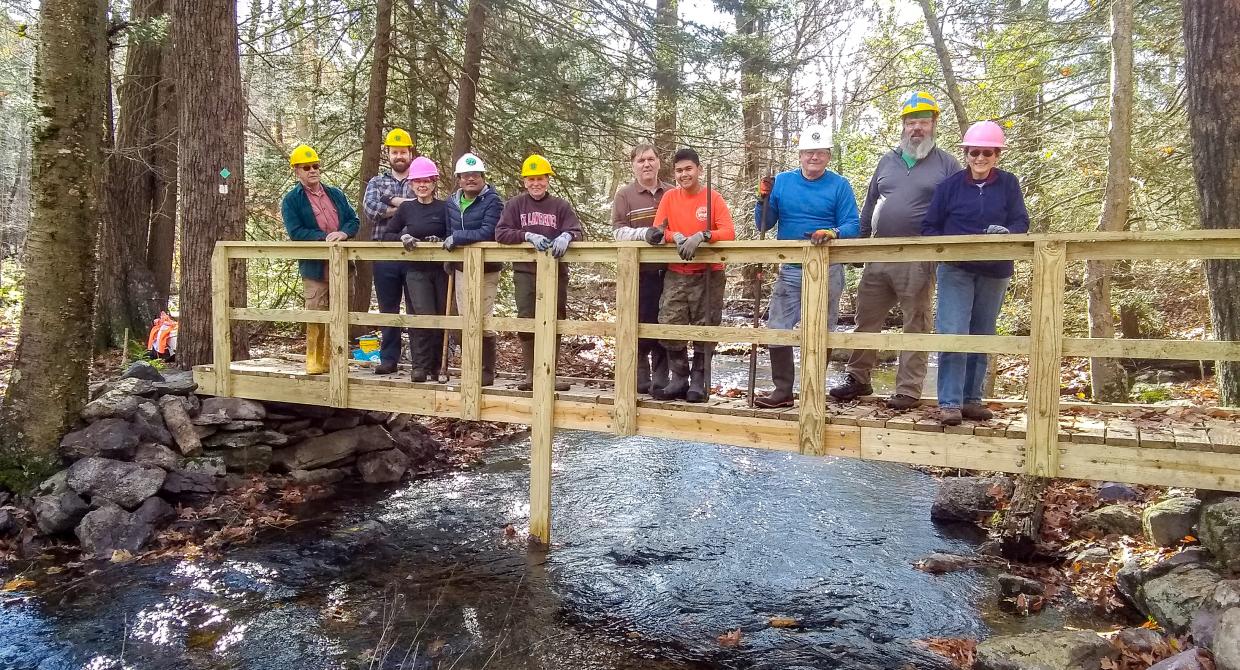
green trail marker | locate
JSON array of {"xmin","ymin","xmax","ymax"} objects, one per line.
[{"xmin": 219, "ymin": 168, "xmax": 232, "ymax": 180}]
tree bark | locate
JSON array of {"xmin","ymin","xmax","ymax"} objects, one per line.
[
  {"xmin": 996, "ymin": 475, "xmax": 1049, "ymax": 560},
  {"xmin": 352, "ymin": 0, "xmax": 393, "ymax": 318},
  {"xmin": 653, "ymin": 0, "xmax": 679, "ymax": 178},
  {"xmin": 451, "ymin": 0, "xmax": 485, "ymax": 162},
  {"xmin": 1085, "ymin": 0, "xmax": 1133, "ymax": 402},
  {"xmin": 917, "ymin": 0, "xmax": 969, "ymax": 135},
  {"xmin": 735, "ymin": 0, "xmax": 765, "ymax": 193},
  {"xmin": 1, "ymin": 0, "xmax": 108, "ymax": 482},
  {"xmin": 172, "ymin": 0, "xmax": 248, "ymax": 368},
  {"xmin": 146, "ymin": 51, "xmax": 178, "ymax": 309},
  {"xmin": 1184, "ymin": 0, "xmax": 1240, "ymax": 405}
]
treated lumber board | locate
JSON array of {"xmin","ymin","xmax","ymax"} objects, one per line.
[
  {"xmin": 460, "ymin": 247, "xmax": 484, "ymax": 421},
  {"xmin": 1208, "ymin": 421, "xmax": 1240, "ymax": 455},
  {"xmin": 1005, "ymin": 416, "xmax": 1028, "ymax": 440},
  {"xmin": 612, "ymin": 248, "xmax": 639, "ymax": 436},
  {"xmin": 1104, "ymin": 419, "xmax": 1140, "ymax": 447},
  {"xmin": 1025, "ymin": 240, "xmax": 1066, "ymax": 477},
  {"xmin": 1061, "ymin": 338, "xmax": 1240, "ymax": 362},
  {"xmin": 211, "ymin": 247, "xmax": 233, "ymax": 397},
  {"xmin": 529, "ymin": 254, "xmax": 559, "ymax": 544},
  {"xmin": 798, "ymin": 246, "xmax": 829, "ymax": 457},
  {"xmin": 327, "ymin": 245, "xmax": 350, "ymax": 407},
  {"xmin": 859, "ymin": 428, "xmax": 1025, "ymax": 473},
  {"xmin": 1066, "ymin": 415, "xmax": 1108, "ymax": 445},
  {"xmin": 636, "ymin": 323, "xmax": 799, "ymax": 346},
  {"xmin": 1059, "ymin": 441, "xmax": 1240, "ymax": 491},
  {"xmin": 974, "ymin": 417, "xmax": 1010, "ymax": 438},
  {"xmin": 829, "ymin": 404, "xmax": 878, "ymax": 427},
  {"xmin": 828, "ymin": 332, "xmax": 1029, "ymax": 355},
  {"xmin": 1172, "ymin": 424, "xmax": 1212, "ymax": 452},
  {"xmin": 1138, "ymin": 424, "xmax": 1176, "ymax": 450},
  {"xmin": 231, "ymin": 307, "xmax": 331, "ymax": 324}
]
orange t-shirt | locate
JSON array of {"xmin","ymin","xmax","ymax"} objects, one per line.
[{"xmin": 652, "ymin": 186, "xmax": 735, "ymax": 273}]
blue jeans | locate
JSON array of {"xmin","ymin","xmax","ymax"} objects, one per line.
[
  {"xmin": 934, "ymin": 263, "xmax": 1009, "ymax": 409},
  {"xmin": 767, "ymin": 263, "xmax": 846, "ymax": 331}
]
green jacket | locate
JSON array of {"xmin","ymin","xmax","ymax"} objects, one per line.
[{"xmin": 281, "ymin": 183, "xmax": 361, "ymax": 280}]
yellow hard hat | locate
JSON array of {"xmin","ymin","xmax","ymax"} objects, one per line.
[
  {"xmin": 900, "ymin": 91, "xmax": 941, "ymax": 117},
  {"xmin": 521, "ymin": 154, "xmax": 554, "ymax": 177},
  {"xmin": 384, "ymin": 128, "xmax": 413, "ymax": 148},
  {"xmin": 289, "ymin": 144, "xmax": 320, "ymax": 167}
]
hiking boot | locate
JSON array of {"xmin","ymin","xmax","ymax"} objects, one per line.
[
  {"xmin": 411, "ymin": 368, "xmax": 428, "ymax": 383},
  {"xmin": 686, "ymin": 348, "xmax": 709, "ymax": 403},
  {"xmin": 653, "ymin": 349, "xmax": 689, "ymax": 400},
  {"xmin": 650, "ymin": 343, "xmax": 669, "ymax": 393},
  {"xmin": 637, "ymin": 341, "xmax": 653, "ymax": 394},
  {"xmin": 962, "ymin": 404, "xmax": 994, "ymax": 421},
  {"xmin": 829, "ymin": 373, "xmax": 872, "ymax": 401},
  {"xmin": 886, "ymin": 394, "xmax": 920, "ymax": 411},
  {"xmin": 481, "ymin": 337, "xmax": 497, "ymax": 386},
  {"xmin": 755, "ymin": 345, "xmax": 795, "ymax": 409},
  {"xmin": 516, "ymin": 339, "xmax": 535, "ymax": 391},
  {"xmin": 939, "ymin": 408, "xmax": 963, "ymax": 426},
  {"xmin": 375, "ymin": 360, "xmax": 398, "ymax": 375}
]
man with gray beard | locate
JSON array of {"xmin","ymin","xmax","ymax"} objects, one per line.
[{"xmin": 829, "ymin": 91, "xmax": 962, "ymax": 409}]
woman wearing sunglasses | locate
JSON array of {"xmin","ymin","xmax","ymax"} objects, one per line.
[{"xmin": 921, "ymin": 120, "xmax": 1029, "ymax": 426}]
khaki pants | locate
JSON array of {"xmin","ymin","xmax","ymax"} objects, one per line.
[
  {"xmin": 454, "ymin": 270, "xmax": 500, "ymax": 337},
  {"xmin": 844, "ymin": 261, "xmax": 935, "ymax": 398},
  {"xmin": 303, "ymin": 277, "xmax": 330, "ymax": 310}
]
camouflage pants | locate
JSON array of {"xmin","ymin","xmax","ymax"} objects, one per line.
[{"xmin": 657, "ymin": 270, "xmax": 726, "ymax": 353}]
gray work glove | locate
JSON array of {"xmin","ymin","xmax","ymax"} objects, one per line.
[
  {"xmin": 400, "ymin": 234, "xmax": 417, "ymax": 251},
  {"xmin": 984, "ymin": 225, "xmax": 1010, "ymax": 234},
  {"xmin": 643, "ymin": 225, "xmax": 665, "ymax": 245},
  {"xmin": 675, "ymin": 230, "xmax": 710, "ymax": 261},
  {"xmin": 441, "ymin": 235, "xmax": 458, "ymax": 251},
  {"xmin": 525, "ymin": 231, "xmax": 552, "ymax": 252},
  {"xmin": 550, "ymin": 232, "xmax": 573, "ymax": 258}
]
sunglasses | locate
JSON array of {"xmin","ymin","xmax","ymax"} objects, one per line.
[
  {"xmin": 299, "ymin": 163, "xmax": 321, "ymax": 171},
  {"xmin": 967, "ymin": 149, "xmax": 996, "ymax": 158}
]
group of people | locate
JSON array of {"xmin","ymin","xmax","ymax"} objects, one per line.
[{"xmin": 280, "ymin": 90, "xmax": 1029, "ymax": 425}]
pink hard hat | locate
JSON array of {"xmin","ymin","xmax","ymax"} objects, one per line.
[
  {"xmin": 408, "ymin": 156, "xmax": 440, "ymax": 180},
  {"xmin": 959, "ymin": 120, "xmax": 1007, "ymax": 149}
]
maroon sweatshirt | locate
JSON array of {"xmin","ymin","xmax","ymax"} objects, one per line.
[{"xmin": 495, "ymin": 191, "xmax": 585, "ymax": 273}]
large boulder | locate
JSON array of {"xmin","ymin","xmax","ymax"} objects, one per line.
[
  {"xmin": 272, "ymin": 425, "xmax": 398, "ymax": 471},
  {"xmin": 1075, "ymin": 505, "xmax": 1143, "ymax": 537},
  {"xmin": 357, "ymin": 449, "xmax": 409, "ymax": 483},
  {"xmin": 159, "ymin": 394, "xmax": 202, "ymax": 456},
  {"xmin": 161, "ymin": 470, "xmax": 221, "ymax": 495},
  {"xmin": 122, "ymin": 360, "xmax": 164, "ymax": 382},
  {"xmin": 133, "ymin": 496, "xmax": 176, "ymax": 526},
  {"xmin": 133, "ymin": 443, "xmax": 181, "ymax": 471},
  {"xmin": 58, "ymin": 418, "xmax": 139, "ymax": 462},
  {"xmin": 1119, "ymin": 555, "xmax": 1225, "ymax": 634},
  {"xmin": 148, "ymin": 371, "xmax": 197, "ymax": 397},
  {"xmin": 321, "ymin": 414, "xmax": 362, "ymax": 431},
  {"xmin": 66, "ymin": 457, "xmax": 166, "ymax": 510},
  {"xmin": 75, "ymin": 504, "xmax": 154, "ymax": 555},
  {"xmin": 32, "ymin": 491, "xmax": 90, "ymax": 534},
  {"xmin": 199, "ymin": 397, "xmax": 266, "ymax": 421},
  {"xmin": 1200, "ymin": 497, "xmax": 1240, "ymax": 574},
  {"xmin": 202, "ymin": 430, "xmax": 288, "ymax": 449},
  {"xmin": 930, "ymin": 476, "xmax": 1014, "ymax": 523},
  {"xmin": 975, "ymin": 630, "xmax": 1113, "ymax": 670},
  {"xmin": 81, "ymin": 390, "xmax": 142, "ymax": 422},
  {"xmin": 289, "ymin": 468, "xmax": 350, "ymax": 485},
  {"xmin": 387, "ymin": 415, "xmax": 445, "ymax": 465},
  {"xmin": 131, "ymin": 409, "xmax": 173, "ymax": 446},
  {"xmin": 1143, "ymin": 497, "xmax": 1202, "ymax": 547},
  {"xmin": 1191, "ymin": 580, "xmax": 1240, "ymax": 649},
  {"xmin": 218, "ymin": 445, "xmax": 273, "ymax": 474},
  {"xmin": 1098, "ymin": 482, "xmax": 1141, "ymax": 502},
  {"xmin": 93, "ymin": 377, "xmax": 155, "ymax": 399}
]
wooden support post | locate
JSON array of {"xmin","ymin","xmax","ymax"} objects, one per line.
[
  {"xmin": 327, "ymin": 244, "xmax": 350, "ymax": 407},
  {"xmin": 210, "ymin": 245, "xmax": 233, "ymax": 397},
  {"xmin": 460, "ymin": 246, "xmax": 484, "ymax": 420},
  {"xmin": 529, "ymin": 252, "xmax": 560, "ymax": 544},
  {"xmin": 1026, "ymin": 240, "xmax": 1066, "ymax": 476},
  {"xmin": 613, "ymin": 248, "xmax": 640, "ymax": 436},
  {"xmin": 798, "ymin": 245, "xmax": 830, "ymax": 455}
]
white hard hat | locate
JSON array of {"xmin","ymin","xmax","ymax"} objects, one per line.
[
  {"xmin": 454, "ymin": 152, "xmax": 486, "ymax": 174},
  {"xmin": 797, "ymin": 125, "xmax": 833, "ymax": 152}
]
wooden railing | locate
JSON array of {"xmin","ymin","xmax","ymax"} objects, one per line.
[{"xmin": 207, "ymin": 231, "xmax": 1240, "ymax": 542}]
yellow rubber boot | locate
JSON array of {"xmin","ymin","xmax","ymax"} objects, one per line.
[{"xmin": 306, "ymin": 324, "xmax": 330, "ymax": 374}]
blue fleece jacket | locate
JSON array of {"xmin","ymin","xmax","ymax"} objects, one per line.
[
  {"xmin": 754, "ymin": 168, "xmax": 861, "ymax": 242},
  {"xmin": 445, "ymin": 184, "xmax": 504, "ymax": 271},
  {"xmin": 280, "ymin": 183, "xmax": 360, "ymax": 280},
  {"xmin": 921, "ymin": 168, "xmax": 1030, "ymax": 278}
]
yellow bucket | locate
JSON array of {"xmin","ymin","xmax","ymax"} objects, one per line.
[{"xmin": 357, "ymin": 335, "xmax": 380, "ymax": 353}]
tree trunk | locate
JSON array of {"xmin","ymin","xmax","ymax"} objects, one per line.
[
  {"xmin": 735, "ymin": 0, "xmax": 765, "ymax": 194},
  {"xmin": 451, "ymin": 0, "xmax": 485, "ymax": 162},
  {"xmin": 172, "ymin": 0, "xmax": 248, "ymax": 368},
  {"xmin": 917, "ymin": 0, "xmax": 969, "ymax": 135},
  {"xmin": 996, "ymin": 475, "xmax": 1049, "ymax": 560},
  {"xmin": 1085, "ymin": 0, "xmax": 1134, "ymax": 402},
  {"xmin": 653, "ymin": 0, "xmax": 679, "ymax": 178},
  {"xmin": 146, "ymin": 51, "xmax": 178, "ymax": 309},
  {"xmin": 1185, "ymin": 0, "xmax": 1240, "ymax": 405},
  {"xmin": 0, "ymin": 0, "xmax": 108, "ymax": 484},
  {"xmin": 352, "ymin": 0, "xmax": 393, "ymax": 318}
]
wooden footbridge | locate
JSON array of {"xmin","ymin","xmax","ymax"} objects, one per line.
[{"xmin": 194, "ymin": 232, "xmax": 1240, "ymax": 543}]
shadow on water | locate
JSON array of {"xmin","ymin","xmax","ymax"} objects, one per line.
[{"xmin": 4, "ymin": 413, "xmax": 1062, "ymax": 669}]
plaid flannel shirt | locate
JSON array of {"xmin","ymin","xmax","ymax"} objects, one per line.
[{"xmin": 362, "ymin": 171, "xmax": 416, "ymax": 240}]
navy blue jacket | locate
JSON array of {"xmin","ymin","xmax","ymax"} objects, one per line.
[
  {"xmin": 281, "ymin": 183, "xmax": 360, "ymax": 280},
  {"xmin": 921, "ymin": 168, "xmax": 1029, "ymax": 278},
  {"xmin": 446, "ymin": 184, "xmax": 504, "ymax": 272}
]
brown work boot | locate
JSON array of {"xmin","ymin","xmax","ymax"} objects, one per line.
[
  {"xmin": 886, "ymin": 394, "xmax": 920, "ymax": 411},
  {"xmin": 939, "ymin": 408, "xmax": 963, "ymax": 426},
  {"xmin": 962, "ymin": 404, "xmax": 994, "ymax": 421},
  {"xmin": 829, "ymin": 373, "xmax": 873, "ymax": 401},
  {"xmin": 755, "ymin": 346, "xmax": 795, "ymax": 409}
]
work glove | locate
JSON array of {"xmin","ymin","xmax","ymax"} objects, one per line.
[
  {"xmin": 550, "ymin": 232, "xmax": 573, "ymax": 258},
  {"xmin": 643, "ymin": 225, "xmax": 665, "ymax": 245},
  {"xmin": 984, "ymin": 225, "xmax": 1010, "ymax": 234},
  {"xmin": 757, "ymin": 175, "xmax": 774, "ymax": 198},
  {"xmin": 441, "ymin": 235, "xmax": 458, "ymax": 251},
  {"xmin": 807, "ymin": 228, "xmax": 838, "ymax": 245},
  {"xmin": 423, "ymin": 235, "xmax": 442, "ymax": 243},
  {"xmin": 400, "ymin": 234, "xmax": 417, "ymax": 251},
  {"xmin": 674, "ymin": 230, "xmax": 710, "ymax": 261},
  {"xmin": 525, "ymin": 232, "xmax": 552, "ymax": 252}
]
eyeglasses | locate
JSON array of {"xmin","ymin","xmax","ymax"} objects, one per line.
[
  {"xmin": 299, "ymin": 164, "xmax": 321, "ymax": 171},
  {"xmin": 967, "ymin": 149, "xmax": 995, "ymax": 158}
]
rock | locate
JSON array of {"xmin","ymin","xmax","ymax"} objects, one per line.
[
  {"xmin": 1149, "ymin": 650, "xmax": 1214, "ymax": 670},
  {"xmin": 289, "ymin": 468, "xmax": 349, "ymax": 485},
  {"xmin": 1098, "ymin": 482, "xmax": 1141, "ymax": 502},
  {"xmin": 285, "ymin": 427, "xmax": 325, "ymax": 444},
  {"xmin": 364, "ymin": 410, "xmax": 390, "ymax": 424},
  {"xmin": 1113, "ymin": 627, "xmax": 1168, "ymax": 657},
  {"xmin": 32, "ymin": 491, "xmax": 90, "ymax": 534},
  {"xmin": 1140, "ymin": 565, "xmax": 1224, "ymax": 634},
  {"xmin": 0, "ymin": 491, "xmax": 8, "ymax": 506},
  {"xmin": 199, "ymin": 397, "xmax": 266, "ymax": 421},
  {"xmin": 1191, "ymin": 580, "xmax": 1240, "ymax": 648},
  {"xmin": 133, "ymin": 443, "xmax": 181, "ymax": 471},
  {"xmin": 357, "ymin": 449, "xmax": 409, "ymax": 483},
  {"xmin": 975, "ymin": 630, "xmax": 1113, "ymax": 670},
  {"xmin": 278, "ymin": 418, "xmax": 312, "ymax": 433},
  {"xmin": 131, "ymin": 410, "xmax": 173, "ymax": 446},
  {"xmin": 159, "ymin": 394, "xmax": 202, "ymax": 456},
  {"xmin": 917, "ymin": 552, "xmax": 978, "ymax": 574},
  {"xmin": 161, "ymin": 470, "xmax": 221, "ymax": 495},
  {"xmin": 193, "ymin": 425, "xmax": 218, "ymax": 439},
  {"xmin": 96, "ymin": 377, "xmax": 155, "ymax": 398},
  {"xmin": 0, "ymin": 509, "xmax": 15, "ymax": 536},
  {"xmin": 202, "ymin": 429, "xmax": 288, "ymax": 449},
  {"xmin": 148, "ymin": 371, "xmax": 197, "ymax": 397},
  {"xmin": 136, "ymin": 401, "xmax": 162, "ymax": 423},
  {"xmin": 1215, "ymin": 607, "xmax": 1240, "ymax": 670},
  {"xmin": 388, "ymin": 416, "xmax": 445, "ymax": 464},
  {"xmin": 132, "ymin": 496, "xmax": 176, "ymax": 526},
  {"xmin": 37, "ymin": 470, "xmax": 70, "ymax": 496},
  {"xmin": 177, "ymin": 393, "xmax": 201, "ymax": 414},
  {"xmin": 81, "ymin": 390, "xmax": 143, "ymax": 422},
  {"xmin": 1144, "ymin": 497, "xmax": 1202, "ymax": 547},
  {"xmin": 1117, "ymin": 548, "xmax": 1208, "ymax": 603},
  {"xmin": 272, "ymin": 425, "xmax": 398, "ymax": 471},
  {"xmin": 1075, "ymin": 504, "xmax": 1143, "ymax": 537},
  {"xmin": 998, "ymin": 573, "xmax": 1045, "ymax": 597},
  {"xmin": 1073, "ymin": 547, "xmax": 1113, "ymax": 565},
  {"xmin": 122, "ymin": 360, "xmax": 165, "ymax": 382},
  {"xmin": 181, "ymin": 456, "xmax": 227, "ymax": 477},
  {"xmin": 218, "ymin": 445, "xmax": 273, "ymax": 473},
  {"xmin": 322, "ymin": 414, "xmax": 362, "ymax": 431},
  {"xmin": 67, "ymin": 457, "xmax": 166, "ymax": 509},
  {"xmin": 75, "ymin": 504, "xmax": 154, "ymax": 555},
  {"xmin": 219, "ymin": 420, "xmax": 264, "ymax": 431},
  {"xmin": 930, "ymin": 476, "xmax": 1014, "ymax": 523},
  {"xmin": 264, "ymin": 401, "xmax": 335, "ymax": 419},
  {"xmin": 192, "ymin": 412, "xmax": 236, "ymax": 426},
  {"xmin": 1200, "ymin": 497, "xmax": 1240, "ymax": 574},
  {"xmin": 59, "ymin": 418, "xmax": 140, "ymax": 461}
]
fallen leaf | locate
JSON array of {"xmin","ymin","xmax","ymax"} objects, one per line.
[
  {"xmin": 503, "ymin": 524, "xmax": 517, "ymax": 537},
  {"xmin": 768, "ymin": 617, "xmax": 798, "ymax": 628},
  {"xmin": 717, "ymin": 629, "xmax": 742, "ymax": 647},
  {"xmin": 2, "ymin": 576, "xmax": 35, "ymax": 591},
  {"xmin": 110, "ymin": 549, "xmax": 134, "ymax": 563},
  {"xmin": 44, "ymin": 566, "xmax": 64, "ymax": 575}
]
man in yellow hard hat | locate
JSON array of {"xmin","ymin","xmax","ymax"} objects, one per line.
[
  {"xmin": 362, "ymin": 128, "xmax": 419, "ymax": 375},
  {"xmin": 281, "ymin": 144, "xmax": 360, "ymax": 374},
  {"xmin": 829, "ymin": 91, "xmax": 962, "ymax": 410}
]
